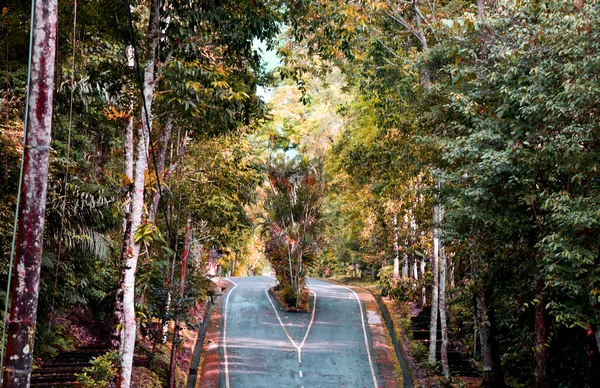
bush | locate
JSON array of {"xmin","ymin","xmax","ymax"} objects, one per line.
[
  {"xmin": 131, "ymin": 366, "xmax": 163, "ymax": 388},
  {"xmin": 148, "ymin": 344, "xmax": 170, "ymax": 383},
  {"xmin": 281, "ymin": 284, "xmax": 298, "ymax": 307},
  {"xmin": 35, "ymin": 321, "xmax": 77, "ymax": 359},
  {"xmin": 75, "ymin": 351, "xmax": 118, "ymax": 388},
  {"xmin": 378, "ymin": 266, "xmax": 420, "ymax": 302},
  {"xmin": 411, "ymin": 341, "xmax": 429, "ymax": 365}
]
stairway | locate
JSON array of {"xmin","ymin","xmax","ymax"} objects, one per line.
[
  {"xmin": 410, "ymin": 306, "xmax": 479, "ymax": 377},
  {"xmin": 31, "ymin": 346, "xmax": 109, "ymax": 387}
]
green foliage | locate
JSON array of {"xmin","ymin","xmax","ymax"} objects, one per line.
[
  {"xmin": 411, "ymin": 341, "xmax": 429, "ymax": 365},
  {"xmin": 35, "ymin": 322, "xmax": 77, "ymax": 360},
  {"xmin": 263, "ymin": 154, "xmax": 325, "ymax": 301},
  {"xmin": 379, "ymin": 266, "xmax": 420, "ymax": 302},
  {"xmin": 281, "ymin": 0, "xmax": 600, "ymax": 385},
  {"xmin": 147, "ymin": 345, "xmax": 171, "ymax": 383},
  {"xmin": 280, "ymin": 284, "xmax": 298, "ymax": 307},
  {"xmin": 75, "ymin": 351, "xmax": 118, "ymax": 388}
]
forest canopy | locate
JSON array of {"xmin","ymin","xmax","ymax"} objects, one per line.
[{"xmin": 1, "ymin": 0, "xmax": 599, "ymax": 387}]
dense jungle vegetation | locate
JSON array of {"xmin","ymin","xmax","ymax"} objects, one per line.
[{"xmin": 1, "ymin": 0, "xmax": 599, "ymax": 386}]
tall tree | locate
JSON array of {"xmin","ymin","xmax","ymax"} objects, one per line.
[
  {"xmin": 2, "ymin": 0, "xmax": 58, "ymax": 385},
  {"xmin": 119, "ymin": 0, "xmax": 160, "ymax": 385}
]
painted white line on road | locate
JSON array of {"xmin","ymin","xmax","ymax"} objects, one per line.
[
  {"xmin": 265, "ymin": 289, "xmax": 317, "ymax": 364},
  {"xmin": 222, "ymin": 278, "xmax": 238, "ymax": 388},
  {"xmin": 299, "ymin": 370, "xmax": 303, "ymax": 378},
  {"xmin": 340, "ymin": 285, "xmax": 379, "ymax": 388}
]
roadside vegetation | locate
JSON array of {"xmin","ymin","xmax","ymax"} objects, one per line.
[{"xmin": 1, "ymin": 0, "xmax": 599, "ymax": 387}]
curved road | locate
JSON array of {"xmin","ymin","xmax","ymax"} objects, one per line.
[{"xmin": 219, "ymin": 276, "xmax": 382, "ymax": 388}]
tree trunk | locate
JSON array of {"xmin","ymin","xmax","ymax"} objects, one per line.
[
  {"xmin": 393, "ymin": 214, "xmax": 401, "ymax": 278},
  {"xmin": 414, "ymin": 1, "xmax": 430, "ymax": 93},
  {"xmin": 534, "ymin": 285, "xmax": 549, "ymax": 388},
  {"xmin": 118, "ymin": 0, "xmax": 159, "ymax": 386},
  {"xmin": 477, "ymin": 288, "xmax": 505, "ymax": 387},
  {"xmin": 412, "ymin": 254, "xmax": 418, "ymax": 279},
  {"xmin": 148, "ymin": 119, "xmax": 172, "ymax": 223},
  {"xmin": 439, "ymin": 241, "xmax": 450, "ymax": 379},
  {"xmin": 149, "ymin": 131, "xmax": 187, "ymax": 224},
  {"xmin": 168, "ymin": 213, "xmax": 192, "ymax": 388},
  {"xmin": 113, "ymin": 46, "xmax": 135, "ymax": 355},
  {"xmin": 124, "ymin": 45, "xmax": 135, "ymax": 184},
  {"xmin": 428, "ymin": 204, "xmax": 440, "ymax": 364},
  {"xmin": 2, "ymin": 1, "xmax": 58, "ymax": 385},
  {"xmin": 112, "ymin": 213, "xmax": 131, "ymax": 352},
  {"xmin": 420, "ymin": 257, "xmax": 426, "ymax": 307}
]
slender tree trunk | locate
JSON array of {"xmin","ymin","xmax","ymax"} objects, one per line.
[
  {"xmin": 112, "ymin": 213, "xmax": 131, "ymax": 352},
  {"xmin": 420, "ymin": 257, "xmax": 426, "ymax": 307},
  {"xmin": 449, "ymin": 255, "xmax": 455, "ymax": 289},
  {"xmin": 439, "ymin": 242, "xmax": 450, "ymax": 379},
  {"xmin": 393, "ymin": 214, "xmax": 400, "ymax": 278},
  {"xmin": 414, "ymin": 1, "xmax": 430, "ymax": 93},
  {"xmin": 118, "ymin": 0, "xmax": 159, "ymax": 386},
  {"xmin": 149, "ymin": 131, "xmax": 187, "ymax": 224},
  {"xmin": 124, "ymin": 46, "xmax": 135, "ymax": 184},
  {"xmin": 412, "ymin": 254, "xmax": 418, "ymax": 279},
  {"xmin": 119, "ymin": 125, "xmax": 149, "ymax": 388},
  {"xmin": 113, "ymin": 45, "xmax": 135, "ymax": 355},
  {"xmin": 438, "ymin": 204, "xmax": 449, "ymax": 378},
  {"xmin": 595, "ymin": 326, "xmax": 600, "ymax": 355},
  {"xmin": 148, "ymin": 119, "xmax": 172, "ymax": 223},
  {"xmin": 2, "ymin": 1, "xmax": 58, "ymax": 385},
  {"xmin": 162, "ymin": 196, "xmax": 182, "ymax": 344},
  {"xmin": 477, "ymin": 288, "xmax": 505, "ymax": 387},
  {"xmin": 428, "ymin": 205, "xmax": 440, "ymax": 364},
  {"xmin": 168, "ymin": 213, "xmax": 192, "ymax": 388},
  {"xmin": 534, "ymin": 284, "xmax": 549, "ymax": 388}
]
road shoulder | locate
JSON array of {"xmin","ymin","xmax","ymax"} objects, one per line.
[{"xmin": 196, "ymin": 280, "xmax": 228, "ymax": 388}]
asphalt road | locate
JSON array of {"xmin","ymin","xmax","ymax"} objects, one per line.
[{"xmin": 219, "ymin": 276, "xmax": 381, "ymax": 388}]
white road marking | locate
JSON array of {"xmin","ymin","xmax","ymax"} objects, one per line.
[
  {"xmin": 265, "ymin": 289, "xmax": 317, "ymax": 364},
  {"xmin": 339, "ymin": 285, "xmax": 379, "ymax": 388},
  {"xmin": 299, "ymin": 370, "xmax": 303, "ymax": 378},
  {"xmin": 222, "ymin": 278, "xmax": 238, "ymax": 388}
]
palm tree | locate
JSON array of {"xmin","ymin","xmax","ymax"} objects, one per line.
[{"xmin": 263, "ymin": 156, "xmax": 323, "ymax": 306}]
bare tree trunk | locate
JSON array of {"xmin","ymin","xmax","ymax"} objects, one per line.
[
  {"xmin": 477, "ymin": 288, "xmax": 505, "ymax": 387},
  {"xmin": 112, "ymin": 214, "xmax": 131, "ymax": 352},
  {"xmin": 449, "ymin": 254, "xmax": 455, "ymax": 289},
  {"xmin": 113, "ymin": 45, "xmax": 135, "ymax": 356},
  {"xmin": 439, "ymin": 241, "xmax": 450, "ymax": 379},
  {"xmin": 420, "ymin": 257, "xmax": 426, "ymax": 307},
  {"xmin": 168, "ymin": 213, "xmax": 192, "ymax": 388},
  {"xmin": 534, "ymin": 284, "xmax": 549, "ymax": 388},
  {"xmin": 118, "ymin": 0, "xmax": 159, "ymax": 386},
  {"xmin": 2, "ymin": 1, "xmax": 58, "ymax": 385},
  {"xmin": 148, "ymin": 119, "xmax": 172, "ymax": 223},
  {"xmin": 124, "ymin": 46, "xmax": 135, "ymax": 184},
  {"xmin": 428, "ymin": 205, "xmax": 440, "ymax": 364},
  {"xmin": 412, "ymin": 254, "xmax": 418, "ymax": 279},
  {"xmin": 162, "ymin": 192, "xmax": 183, "ymax": 343},
  {"xmin": 393, "ymin": 214, "xmax": 401, "ymax": 278},
  {"xmin": 414, "ymin": 1, "xmax": 430, "ymax": 93},
  {"xmin": 149, "ymin": 131, "xmax": 187, "ymax": 224}
]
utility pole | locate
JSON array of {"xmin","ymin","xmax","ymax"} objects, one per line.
[{"xmin": 2, "ymin": 0, "xmax": 58, "ymax": 386}]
